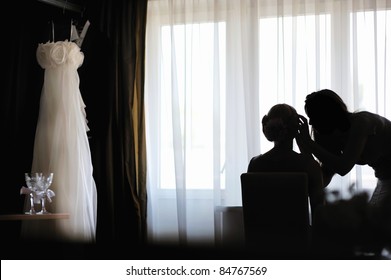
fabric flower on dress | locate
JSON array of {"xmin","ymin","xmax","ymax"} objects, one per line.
[
  {"xmin": 36, "ymin": 42, "xmax": 55, "ymax": 69},
  {"xmin": 67, "ymin": 41, "xmax": 84, "ymax": 68},
  {"xmin": 50, "ymin": 41, "xmax": 68, "ymax": 65},
  {"xmin": 36, "ymin": 41, "xmax": 84, "ymax": 69}
]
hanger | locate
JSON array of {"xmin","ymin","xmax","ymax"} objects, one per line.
[
  {"xmin": 41, "ymin": 0, "xmax": 89, "ymax": 45},
  {"xmin": 70, "ymin": 19, "xmax": 79, "ymax": 41},
  {"xmin": 71, "ymin": 19, "xmax": 90, "ymax": 47}
]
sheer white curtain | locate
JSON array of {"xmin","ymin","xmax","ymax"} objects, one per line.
[{"xmin": 145, "ymin": 0, "xmax": 391, "ymax": 246}]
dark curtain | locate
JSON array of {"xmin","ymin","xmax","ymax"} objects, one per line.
[
  {"xmin": 1, "ymin": 0, "xmax": 147, "ymax": 258},
  {"xmin": 1, "ymin": 0, "xmax": 53, "ymax": 234},
  {"xmin": 92, "ymin": 0, "xmax": 148, "ymax": 247}
]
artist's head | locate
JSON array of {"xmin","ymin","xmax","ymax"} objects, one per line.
[
  {"xmin": 304, "ymin": 89, "xmax": 350, "ymax": 135},
  {"xmin": 262, "ymin": 103, "xmax": 299, "ymax": 143}
]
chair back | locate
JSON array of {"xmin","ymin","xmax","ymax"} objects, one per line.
[{"xmin": 240, "ymin": 172, "xmax": 310, "ymax": 257}]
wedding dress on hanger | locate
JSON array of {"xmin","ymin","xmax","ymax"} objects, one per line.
[{"xmin": 21, "ymin": 21, "xmax": 97, "ymax": 242}]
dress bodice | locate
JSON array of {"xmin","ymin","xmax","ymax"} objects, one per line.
[{"xmin": 36, "ymin": 40, "xmax": 84, "ymax": 69}]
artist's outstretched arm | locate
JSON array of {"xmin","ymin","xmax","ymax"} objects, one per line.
[{"xmin": 296, "ymin": 114, "xmax": 369, "ymax": 177}]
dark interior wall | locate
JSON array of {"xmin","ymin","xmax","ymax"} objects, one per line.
[{"xmin": 1, "ymin": 0, "xmax": 110, "ymax": 240}]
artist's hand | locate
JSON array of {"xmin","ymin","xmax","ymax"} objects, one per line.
[
  {"xmin": 296, "ymin": 114, "xmax": 313, "ymax": 154},
  {"xmin": 297, "ymin": 114, "xmax": 311, "ymax": 139}
]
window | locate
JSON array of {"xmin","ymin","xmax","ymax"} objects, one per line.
[{"xmin": 158, "ymin": 22, "xmax": 226, "ymax": 189}]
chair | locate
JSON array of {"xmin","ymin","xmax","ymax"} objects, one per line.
[{"xmin": 240, "ymin": 172, "xmax": 311, "ymax": 257}]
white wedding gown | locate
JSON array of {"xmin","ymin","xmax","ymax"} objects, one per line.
[{"xmin": 21, "ymin": 40, "xmax": 97, "ymax": 242}]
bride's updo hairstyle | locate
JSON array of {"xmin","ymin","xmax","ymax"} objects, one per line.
[{"xmin": 262, "ymin": 104, "xmax": 299, "ymax": 142}]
